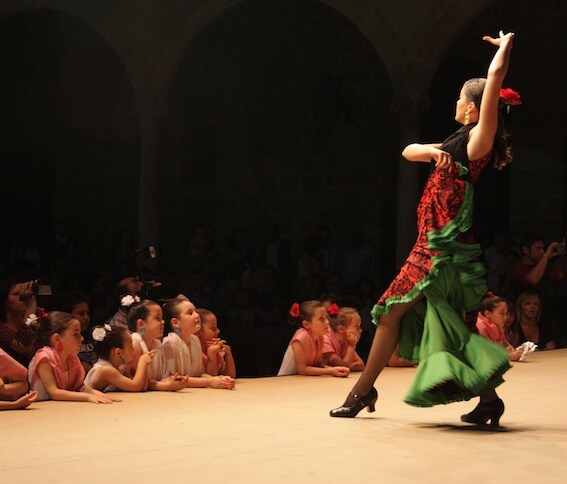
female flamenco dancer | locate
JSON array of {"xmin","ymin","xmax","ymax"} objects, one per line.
[{"xmin": 330, "ymin": 30, "xmax": 519, "ymax": 426}]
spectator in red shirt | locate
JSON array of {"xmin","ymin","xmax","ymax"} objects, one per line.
[
  {"xmin": 511, "ymin": 232, "xmax": 564, "ymax": 292},
  {"xmin": 511, "ymin": 232, "xmax": 566, "ymax": 347}
]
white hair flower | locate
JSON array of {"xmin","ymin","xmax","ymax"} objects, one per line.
[
  {"xmin": 120, "ymin": 295, "xmax": 140, "ymax": 307},
  {"xmin": 92, "ymin": 327, "xmax": 107, "ymax": 342},
  {"xmin": 25, "ymin": 314, "xmax": 38, "ymax": 327}
]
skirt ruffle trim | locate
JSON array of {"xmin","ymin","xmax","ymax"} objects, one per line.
[{"xmin": 403, "ymin": 333, "xmax": 511, "ymax": 407}]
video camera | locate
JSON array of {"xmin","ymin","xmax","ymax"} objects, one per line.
[{"xmin": 18, "ymin": 280, "xmax": 52, "ymax": 301}]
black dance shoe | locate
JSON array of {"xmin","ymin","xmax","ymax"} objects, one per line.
[
  {"xmin": 460, "ymin": 398, "xmax": 505, "ymax": 426},
  {"xmin": 329, "ymin": 387, "xmax": 378, "ymax": 418}
]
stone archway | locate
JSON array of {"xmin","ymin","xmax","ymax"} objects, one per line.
[
  {"xmin": 0, "ymin": 9, "xmax": 139, "ymax": 253},
  {"xmin": 157, "ymin": 0, "xmax": 399, "ymax": 283}
]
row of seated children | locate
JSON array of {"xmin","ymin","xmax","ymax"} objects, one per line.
[
  {"xmin": 3, "ymin": 289, "xmax": 550, "ymax": 409},
  {"xmin": 277, "ymin": 300, "xmax": 365, "ymax": 376},
  {"xmin": 0, "ymin": 297, "xmax": 236, "ymax": 410},
  {"xmin": 275, "ymin": 288, "xmax": 554, "ymax": 377}
]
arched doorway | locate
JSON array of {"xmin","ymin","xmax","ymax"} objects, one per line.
[
  {"xmin": 0, "ymin": 9, "xmax": 139, "ymax": 274},
  {"xmin": 159, "ymin": 0, "xmax": 398, "ymax": 285}
]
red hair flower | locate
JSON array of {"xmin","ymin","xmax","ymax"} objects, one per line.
[
  {"xmin": 500, "ymin": 88, "xmax": 521, "ymax": 113},
  {"xmin": 328, "ymin": 303, "xmax": 340, "ymax": 317},
  {"xmin": 38, "ymin": 308, "xmax": 48, "ymax": 319},
  {"xmin": 289, "ymin": 303, "xmax": 300, "ymax": 318}
]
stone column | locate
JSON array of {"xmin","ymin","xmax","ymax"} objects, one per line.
[
  {"xmin": 135, "ymin": 91, "xmax": 166, "ymax": 249},
  {"xmin": 391, "ymin": 94, "xmax": 430, "ymax": 267}
]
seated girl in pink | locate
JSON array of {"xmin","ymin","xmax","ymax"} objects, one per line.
[
  {"xmin": 27, "ymin": 311, "xmax": 120, "ymax": 403},
  {"xmin": 323, "ymin": 305, "xmax": 365, "ymax": 371},
  {"xmin": 162, "ymin": 299, "xmax": 235, "ymax": 389},
  {"xmin": 278, "ymin": 300, "xmax": 349, "ymax": 377},
  {"xmin": 0, "ymin": 348, "xmax": 37, "ymax": 410},
  {"xmin": 475, "ymin": 296, "xmax": 522, "ymax": 362}
]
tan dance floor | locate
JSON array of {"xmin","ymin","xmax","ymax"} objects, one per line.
[{"xmin": 2, "ymin": 349, "xmax": 567, "ymax": 483}]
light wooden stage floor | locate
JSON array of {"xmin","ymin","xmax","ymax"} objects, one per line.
[{"xmin": 2, "ymin": 349, "xmax": 567, "ymax": 483}]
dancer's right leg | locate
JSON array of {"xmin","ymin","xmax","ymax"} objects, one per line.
[{"xmin": 335, "ymin": 297, "xmax": 422, "ymax": 408}]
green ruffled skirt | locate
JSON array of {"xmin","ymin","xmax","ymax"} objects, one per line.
[
  {"xmin": 372, "ymin": 171, "xmax": 511, "ymax": 407},
  {"xmin": 398, "ymin": 261, "xmax": 510, "ymax": 407}
]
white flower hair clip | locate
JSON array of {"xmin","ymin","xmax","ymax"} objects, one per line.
[
  {"xmin": 25, "ymin": 314, "xmax": 38, "ymax": 327},
  {"xmin": 92, "ymin": 327, "xmax": 108, "ymax": 342},
  {"xmin": 121, "ymin": 295, "xmax": 140, "ymax": 307}
]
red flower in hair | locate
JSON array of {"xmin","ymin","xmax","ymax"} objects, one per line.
[
  {"xmin": 328, "ymin": 303, "xmax": 340, "ymax": 317},
  {"xmin": 289, "ymin": 303, "xmax": 300, "ymax": 318},
  {"xmin": 38, "ymin": 308, "xmax": 48, "ymax": 319},
  {"xmin": 499, "ymin": 88, "xmax": 521, "ymax": 105}
]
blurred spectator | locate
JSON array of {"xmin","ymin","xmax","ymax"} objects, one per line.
[
  {"xmin": 341, "ymin": 228, "xmax": 375, "ymax": 289},
  {"xmin": 260, "ymin": 222, "xmax": 295, "ymax": 300},
  {"xmin": 484, "ymin": 232, "xmax": 515, "ymax": 294},
  {"xmin": 106, "ymin": 275, "xmax": 144, "ymax": 329}
]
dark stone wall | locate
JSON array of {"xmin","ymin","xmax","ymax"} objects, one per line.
[
  {"xmin": 158, "ymin": 0, "xmax": 398, "ymax": 278},
  {"xmin": 0, "ymin": 10, "xmax": 139, "ymax": 255}
]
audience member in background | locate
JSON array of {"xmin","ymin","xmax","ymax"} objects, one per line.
[
  {"xmin": 513, "ymin": 291, "xmax": 555, "ymax": 350},
  {"xmin": 341, "ymin": 228, "xmax": 376, "ymax": 291},
  {"xmin": 59, "ymin": 291, "xmax": 97, "ymax": 374},
  {"xmin": 0, "ymin": 347, "xmax": 37, "ymax": 409},
  {"xmin": 7, "ymin": 227, "xmax": 42, "ymax": 275},
  {"xmin": 226, "ymin": 227, "xmax": 253, "ymax": 283},
  {"xmin": 187, "ymin": 225, "xmax": 215, "ymax": 273},
  {"xmin": 88, "ymin": 273, "xmax": 116, "ymax": 326},
  {"xmin": 260, "ymin": 222, "xmax": 295, "ymax": 300},
  {"xmin": 0, "ymin": 279, "xmax": 37, "ymax": 366},
  {"xmin": 297, "ymin": 234, "xmax": 323, "ymax": 294},
  {"xmin": 278, "ymin": 301, "xmax": 349, "ymax": 377},
  {"xmin": 27, "ymin": 311, "xmax": 119, "ymax": 403},
  {"xmin": 178, "ymin": 273, "xmax": 213, "ymax": 310},
  {"xmin": 323, "ymin": 305, "xmax": 365, "ymax": 371},
  {"xmin": 475, "ymin": 296, "xmax": 522, "ymax": 361},
  {"xmin": 106, "ymin": 275, "xmax": 144, "ymax": 329},
  {"xmin": 163, "ymin": 299, "xmax": 234, "ymax": 389},
  {"xmin": 314, "ymin": 225, "xmax": 339, "ymax": 286},
  {"xmin": 484, "ymin": 233, "xmax": 515, "ymax": 294},
  {"xmin": 114, "ymin": 230, "xmax": 136, "ymax": 268},
  {"xmin": 511, "ymin": 232, "xmax": 567, "ymax": 344},
  {"xmin": 196, "ymin": 308, "xmax": 236, "ymax": 379},
  {"xmin": 248, "ymin": 264, "xmax": 285, "ymax": 375}
]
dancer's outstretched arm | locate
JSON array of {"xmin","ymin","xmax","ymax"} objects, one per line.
[{"xmin": 468, "ymin": 30, "xmax": 514, "ymax": 160}]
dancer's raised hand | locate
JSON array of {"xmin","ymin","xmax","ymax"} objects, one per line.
[{"xmin": 482, "ymin": 30, "xmax": 514, "ymax": 48}]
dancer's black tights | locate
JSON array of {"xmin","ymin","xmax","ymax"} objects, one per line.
[{"xmin": 341, "ymin": 297, "xmax": 422, "ymax": 406}]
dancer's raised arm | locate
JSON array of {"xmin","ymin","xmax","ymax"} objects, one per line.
[{"xmin": 467, "ymin": 31, "xmax": 515, "ymax": 160}]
